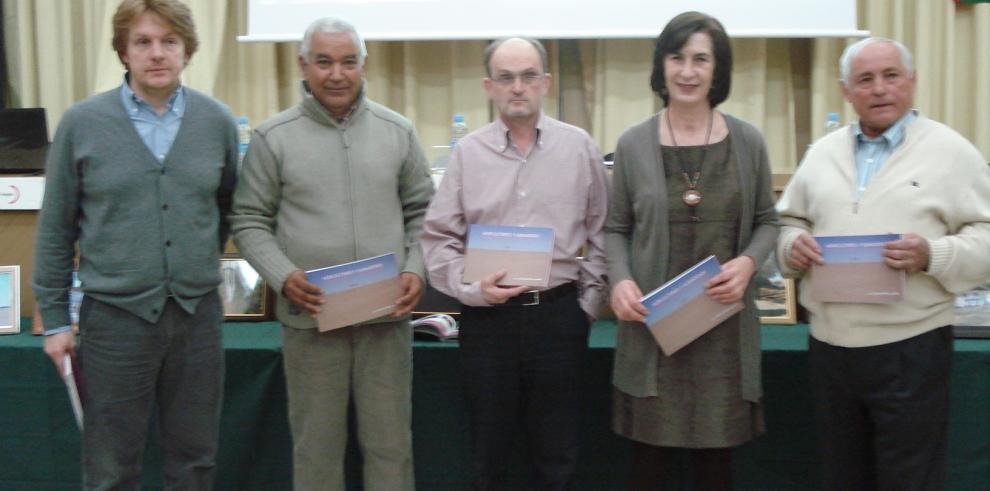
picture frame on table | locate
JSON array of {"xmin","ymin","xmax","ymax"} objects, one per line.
[
  {"xmin": 220, "ymin": 256, "xmax": 271, "ymax": 321},
  {"xmin": 0, "ymin": 265, "xmax": 21, "ymax": 334},
  {"xmin": 755, "ymin": 253, "xmax": 797, "ymax": 325},
  {"xmin": 953, "ymin": 282, "xmax": 990, "ymax": 338}
]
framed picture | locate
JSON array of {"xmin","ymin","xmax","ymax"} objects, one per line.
[
  {"xmin": 0, "ymin": 265, "xmax": 21, "ymax": 334},
  {"xmin": 953, "ymin": 283, "xmax": 990, "ymax": 338},
  {"xmin": 755, "ymin": 253, "xmax": 797, "ymax": 325},
  {"xmin": 220, "ymin": 257, "xmax": 271, "ymax": 321}
]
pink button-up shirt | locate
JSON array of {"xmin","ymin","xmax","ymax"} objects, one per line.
[{"xmin": 420, "ymin": 113, "xmax": 608, "ymax": 316}]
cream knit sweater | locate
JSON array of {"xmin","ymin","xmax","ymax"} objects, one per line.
[{"xmin": 777, "ymin": 115, "xmax": 990, "ymax": 347}]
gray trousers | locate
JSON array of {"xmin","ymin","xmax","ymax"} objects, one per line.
[
  {"xmin": 79, "ymin": 292, "xmax": 224, "ymax": 491},
  {"xmin": 281, "ymin": 320, "xmax": 414, "ymax": 491}
]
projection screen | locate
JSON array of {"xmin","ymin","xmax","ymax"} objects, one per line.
[{"xmin": 240, "ymin": 0, "xmax": 866, "ymax": 42}]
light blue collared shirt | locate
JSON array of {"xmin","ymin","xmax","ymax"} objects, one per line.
[
  {"xmin": 120, "ymin": 75, "xmax": 185, "ymax": 164},
  {"xmin": 852, "ymin": 110, "xmax": 916, "ymax": 199}
]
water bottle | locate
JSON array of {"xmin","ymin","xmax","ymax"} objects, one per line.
[
  {"xmin": 824, "ymin": 112, "xmax": 841, "ymax": 133},
  {"xmin": 450, "ymin": 114, "xmax": 469, "ymax": 149},
  {"xmin": 237, "ymin": 116, "xmax": 251, "ymax": 166},
  {"xmin": 432, "ymin": 114, "xmax": 468, "ymax": 174}
]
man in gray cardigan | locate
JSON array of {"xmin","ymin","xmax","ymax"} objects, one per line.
[
  {"xmin": 32, "ymin": 0, "xmax": 237, "ymax": 489},
  {"xmin": 230, "ymin": 17, "xmax": 434, "ymax": 491}
]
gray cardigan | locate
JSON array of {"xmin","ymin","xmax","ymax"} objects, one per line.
[
  {"xmin": 605, "ymin": 112, "xmax": 779, "ymax": 401},
  {"xmin": 230, "ymin": 91, "xmax": 434, "ymax": 329},
  {"xmin": 33, "ymin": 87, "xmax": 238, "ymax": 328}
]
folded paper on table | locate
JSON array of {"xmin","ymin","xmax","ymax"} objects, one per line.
[
  {"xmin": 640, "ymin": 255, "xmax": 742, "ymax": 356},
  {"xmin": 811, "ymin": 234, "xmax": 904, "ymax": 303},
  {"xmin": 306, "ymin": 253, "xmax": 403, "ymax": 331},
  {"xmin": 462, "ymin": 224, "xmax": 554, "ymax": 287}
]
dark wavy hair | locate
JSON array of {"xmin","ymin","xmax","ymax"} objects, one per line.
[{"xmin": 650, "ymin": 11, "xmax": 732, "ymax": 108}]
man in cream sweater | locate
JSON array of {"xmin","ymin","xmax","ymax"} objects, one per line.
[{"xmin": 777, "ymin": 37, "xmax": 990, "ymax": 490}]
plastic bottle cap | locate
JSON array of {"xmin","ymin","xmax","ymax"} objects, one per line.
[
  {"xmin": 827, "ymin": 112, "xmax": 839, "ymax": 121},
  {"xmin": 238, "ymin": 116, "xmax": 249, "ymax": 124},
  {"xmin": 453, "ymin": 114, "xmax": 465, "ymax": 122}
]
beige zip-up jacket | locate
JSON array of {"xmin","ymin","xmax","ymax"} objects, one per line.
[{"xmin": 231, "ymin": 91, "xmax": 435, "ymax": 329}]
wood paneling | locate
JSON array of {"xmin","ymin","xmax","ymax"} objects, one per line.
[{"xmin": 0, "ymin": 210, "xmax": 38, "ymax": 316}]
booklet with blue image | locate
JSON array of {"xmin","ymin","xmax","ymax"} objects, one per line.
[
  {"xmin": 811, "ymin": 234, "xmax": 904, "ymax": 303},
  {"xmin": 462, "ymin": 224, "xmax": 555, "ymax": 287},
  {"xmin": 306, "ymin": 253, "xmax": 403, "ymax": 331},
  {"xmin": 639, "ymin": 255, "xmax": 743, "ymax": 356}
]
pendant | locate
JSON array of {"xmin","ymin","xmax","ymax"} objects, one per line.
[{"xmin": 682, "ymin": 189, "xmax": 702, "ymax": 207}]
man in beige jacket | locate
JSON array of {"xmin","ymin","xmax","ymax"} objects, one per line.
[{"xmin": 230, "ymin": 17, "xmax": 434, "ymax": 491}]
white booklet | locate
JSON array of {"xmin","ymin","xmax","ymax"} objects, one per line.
[
  {"xmin": 61, "ymin": 356, "xmax": 83, "ymax": 430},
  {"xmin": 462, "ymin": 224, "xmax": 554, "ymax": 287},
  {"xmin": 811, "ymin": 234, "xmax": 905, "ymax": 303},
  {"xmin": 306, "ymin": 253, "xmax": 403, "ymax": 331},
  {"xmin": 640, "ymin": 255, "xmax": 743, "ymax": 356}
]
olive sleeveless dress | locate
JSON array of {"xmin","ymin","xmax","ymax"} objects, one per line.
[{"xmin": 612, "ymin": 135, "xmax": 766, "ymax": 448}]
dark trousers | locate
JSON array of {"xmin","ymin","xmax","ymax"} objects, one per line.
[
  {"xmin": 809, "ymin": 326, "xmax": 953, "ymax": 491},
  {"xmin": 628, "ymin": 443, "xmax": 733, "ymax": 491},
  {"xmin": 78, "ymin": 292, "xmax": 224, "ymax": 491},
  {"xmin": 458, "ymin": 288, "xmax": 590, "ymax": 491}
]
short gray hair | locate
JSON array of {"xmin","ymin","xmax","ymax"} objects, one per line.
[
  {"xmin": 300, "ymin": 17, "xmax": 367, "ymax": 63},
  {"xmin": 483, "ymin": 37, "xmax": 548, "ymax": 77},
  {"xmin": 839, "ymin": 37, "xmax": 914, "ymax": 87}
]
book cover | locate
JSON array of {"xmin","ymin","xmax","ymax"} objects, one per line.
[
  {"xmin": 462, "ymin": 224, "xmax": 554, "ymax": 287},
  {"xmin": 811, "ymin": 234, "xmax": 905, "ymax": 303},
  {"xmin": 306, "ymin": 253, "xmax": 403, "ymax": 331},
  {"xmin": 640, "ymin": 255, "xmax": 743, "ymax": 356}
]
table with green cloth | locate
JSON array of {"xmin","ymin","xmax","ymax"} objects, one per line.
[{"xmin": 1, "ymin": 321, "xmax": 987, "ymax": 490}]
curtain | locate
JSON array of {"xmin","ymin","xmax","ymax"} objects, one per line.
[{"xmin": 4, "ymin": 0, "xmax": 989, "ymax": 173}]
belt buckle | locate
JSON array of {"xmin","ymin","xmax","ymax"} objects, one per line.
[{"xmin": 521, "ymin": 290, "xmax": 540, "ymax": 306}]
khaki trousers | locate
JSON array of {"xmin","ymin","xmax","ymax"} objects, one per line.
[{"xmin": 282, "ymin": 320, "xmax": 414, "ymax": 491}]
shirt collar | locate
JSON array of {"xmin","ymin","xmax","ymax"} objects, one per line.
[
  {"xmin": 492, "ymin": 112, "xmax": 546, "ymax": 152},
  {"xmin": 853, "ymin": 109, "xmax": 916, "ymax": 146},
  {"xmin": 120, "ymin": 73, "xmax": 185, "ymax": 117}
]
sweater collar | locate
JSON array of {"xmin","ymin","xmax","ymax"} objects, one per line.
[
  {"xmin": 852, "ymin": 109, "xmax": 917, "ymax": 147},
  {"xmin": 299, "ymin": 80, "xmax": 367, "ymax": 127}
]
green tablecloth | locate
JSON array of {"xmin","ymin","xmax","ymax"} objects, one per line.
[{"xmin": 1, "ymin": 322, "xmax": 987, "ymax": 490}]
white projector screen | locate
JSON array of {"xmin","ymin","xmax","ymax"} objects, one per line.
[{"xmin": 240, "ymin": 0, "xmax": 866, "ymax": 42}]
